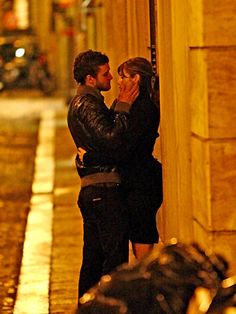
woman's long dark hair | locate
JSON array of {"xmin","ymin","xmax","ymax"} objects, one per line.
[{"xmin": 117, "ymin": 57, "xmax": 159, "ymax": 106}]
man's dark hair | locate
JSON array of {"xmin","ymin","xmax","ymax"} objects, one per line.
[{"xmin": 73, "ymin": 50, "xmax": 109, "ymax": 84}]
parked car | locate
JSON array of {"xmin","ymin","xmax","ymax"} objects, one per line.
[{"xmin": 0, "ymin": 36, "xmax": 56, "ymax": 95}]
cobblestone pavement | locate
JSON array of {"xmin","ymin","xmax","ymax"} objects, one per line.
[
  {"xmin": 0, "ymin": 117, "xmax": 39, "ymax": 313},
  {"xmin": 0, "ymin": 95, "xmax": 83, "ymax": 314},
  {"xmin": 50, "ymin": 109, "xmax": 82, "ymax": 314}
]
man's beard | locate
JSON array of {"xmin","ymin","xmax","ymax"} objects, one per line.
[{"xmin": 96, "ymin": 82, "xmax": 111, "ymax": 91}]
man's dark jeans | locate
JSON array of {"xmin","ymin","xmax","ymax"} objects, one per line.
[{"xmin": 78, "ymin": 184, "xmax": 129, "ymax": 298}]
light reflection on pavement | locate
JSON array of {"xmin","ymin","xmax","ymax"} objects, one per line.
[
  {"xmin": 13, "ymin": 110, "xmax": 55, "ymax": 314},
  {"xmin": 0, "ymin": 97, "xmax": 64, "ymax": 120}
]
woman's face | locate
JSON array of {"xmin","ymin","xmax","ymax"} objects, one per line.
[{"xmin": 118, "ymin": 68, "xmax": 139, "ymax": 90}]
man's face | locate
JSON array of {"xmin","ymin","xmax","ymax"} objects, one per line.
[{"xmin": 95, "ymin": 63, "xmax": 113, "ymax": 91}]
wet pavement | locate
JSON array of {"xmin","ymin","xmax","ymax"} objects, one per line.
[
  {"xmin": 0, "ymin": 116, "xmax": 39, "ymax": 313},
  {"xmin": 0, "ymin": 94, "xmax": 83, "ymax": 314}
]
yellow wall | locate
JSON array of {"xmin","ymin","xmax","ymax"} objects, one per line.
[
  {"xmin": 157, "ymin": 0, "xmax": 193, "ymax": 243},
  {"xmin": 189, "ymin": 0, "xmax": 236, "ymax": 274},
  {"xmin": 158, "ymin": 0, "xmax": 236, "ymax": 274},
  {"xmin": 91, "ymin": 0, "xmax": 151, "ymax": 105}
]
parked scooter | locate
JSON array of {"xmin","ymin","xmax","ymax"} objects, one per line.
[{"xmin": 0, "ymin": 36, "xmax": 56, "ymax": 95}]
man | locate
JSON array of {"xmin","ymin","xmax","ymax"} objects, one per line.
[{"xmin": 67, "ymin": 50, "xmax": 139, "ymax": 299}]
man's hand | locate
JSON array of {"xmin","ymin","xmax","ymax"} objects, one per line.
[{"xmin": 117, "ymin": 80, "xmax": 139, "ymax": 105}]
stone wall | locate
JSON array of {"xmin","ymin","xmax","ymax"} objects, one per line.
[{"xmin": 158, "ymin": 0, "xmax": 236, "ymax": 274}]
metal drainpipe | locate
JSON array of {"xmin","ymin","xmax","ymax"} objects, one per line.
[{"xmin": 149, "ymin": 0, "xmax": 157, "ymax": 74}]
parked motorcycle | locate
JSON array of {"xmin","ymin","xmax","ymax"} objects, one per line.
[{"xmin": 0, "ymin": 36, "xmax": 56, "ymax": 95}]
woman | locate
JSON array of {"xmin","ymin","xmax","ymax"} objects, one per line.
[
  {"xmin": 81, "ymin": 57, "xmax": 163, "ymax": 260},
  {"xmin": 114, "ymin": 57, "xmax": 163, "ymax": 259}
]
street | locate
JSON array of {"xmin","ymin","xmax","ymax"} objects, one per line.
[{"xmin": 0, "ymin": 93, "xmax": 82, "ymax": 314}]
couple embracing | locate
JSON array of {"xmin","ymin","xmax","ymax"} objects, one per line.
[{"xmin": 67, "ymin": 49, "xmax": 163, "ymax": 300}]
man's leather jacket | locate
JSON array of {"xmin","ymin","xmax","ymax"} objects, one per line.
[{"xmin": 67, "ymin": 85, "xmax": 131, "ymax": 179}]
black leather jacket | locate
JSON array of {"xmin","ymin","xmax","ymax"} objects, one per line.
[{"xmin": 67, "ymin": 85, "xmax": 131, "ymax": 179}]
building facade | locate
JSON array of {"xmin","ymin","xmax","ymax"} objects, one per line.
[
  {"xmin": 157, "ymin": 0, "xmax": 236, "ymax": 274},
  {"xmin": 80, "ymin": 0, "xmax": 236, "ymax": 274},
  {"xmin": 1, "ymin": 0, "xmax": 235, "ymax": 274}
]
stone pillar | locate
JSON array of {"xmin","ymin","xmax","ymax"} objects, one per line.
[
  {"xmin": 189, "ymin": 0, "xmax": 236, "ymax": 274},
  {"xmin": 30, "ymin": 0, "xmax": 57, "ymax": 76},
  {"xmin": 30, "ymin": 0, "xmax": 52, "ymax": 49},
  {"xmin": 157, "ymin": 0, "xmax": 236, "ymax": 273},
  {"xmin": 157, "ymin": 0, "xmax": 193, "ymax": 243}
]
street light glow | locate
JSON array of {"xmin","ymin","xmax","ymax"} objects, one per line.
[{"xmin": 15, "ymin": 48, "xmax": 25, "ymax": 58}]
